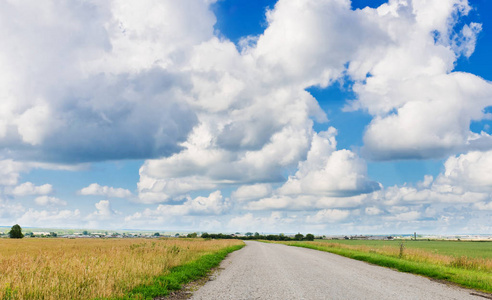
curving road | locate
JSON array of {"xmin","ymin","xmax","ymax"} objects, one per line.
[{"xmin": 191, "ymin": 241, "xmax": 487, "ymax": 300}]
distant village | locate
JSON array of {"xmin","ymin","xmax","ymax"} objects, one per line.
[
  {"xmin": 1, "ymin": 227, "xmax": 490, "ymax": 241},
  {"xmin": 0, "ymin": 229, "xmax": 397, "ymax": 240}
]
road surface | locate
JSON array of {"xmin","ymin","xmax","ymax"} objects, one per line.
[{"xmin": 191, "ymin": 241, "xmax": 487, "ymax": 300}]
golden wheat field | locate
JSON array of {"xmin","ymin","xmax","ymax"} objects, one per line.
[{"xmin": 0, "ymin": 238, "xmax": 243, "ymax": 300}]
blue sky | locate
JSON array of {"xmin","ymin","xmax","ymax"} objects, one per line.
[{"xmin": 1, "ymin": 0, "xmax": 492, "ymax": 234}]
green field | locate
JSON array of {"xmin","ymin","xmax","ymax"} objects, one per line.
[
  {"xmin": 275, "ymin": 239, "xmax": 492, "ymax": 293},
  {"xmin": 323, "ymin": 239, "xmax": 492, "ymax": 258}
]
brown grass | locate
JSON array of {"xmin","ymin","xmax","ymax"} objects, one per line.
[{"xmin": 0, "ymin": 238, "xmax": 243, "ymax": 299}]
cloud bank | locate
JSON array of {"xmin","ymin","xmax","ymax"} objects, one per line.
[{"xmin": 0, "ymin": 0, "xmax": 491, "ymax": 233}]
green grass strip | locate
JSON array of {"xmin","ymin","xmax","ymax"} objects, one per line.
[
  {"xmin": 102, "ymin": 244, "xmax": 244, "ymax": 300},
  {"xmin": 279, "ymin": 242, "xmax": 492, "ymax": 294}
]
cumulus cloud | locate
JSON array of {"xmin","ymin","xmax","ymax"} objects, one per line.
[
  {"xmin": 252, "ymin": 0, "xmax": 388, "ymax": 88},
  {"xmin": 79, "ymin": 183, "xmax": 132, "ymax": 198},
  {"xmin": 384, "ymin": 211, "xmax": 421, "ymax": 222},
  {"xmin": 236, "ymin": 129, "xmax": 379, "ymax": 211},
  {"xmin": 87, "ymin": 200, "xmax": 119, "ymax": 221},
  {"xmin": 306, "ymin": 209, "xmax": 351, "ymax": 224},
  {"xmin": 365, "ymin": 206, "xmax": 383, "ymax": 215},
  {"xmin": 11, "ymin": 182, "xmax": 53, "ymax": 196},
  {"xmin": 137, "ymin": 93, "xmax": 320, "ymax": 202},
  {"xmin": 136, "ymin": 0, "xmax": 488, "ymax": 203},
  {"xmin": 474, "ymin": 202, "xmax": 492, "ymax": 211},
  {"xmin": 0, "ymin": 0, "xmax": 211, "ymax": 163},
  {"xmin": 0, "ymin": 200, "xmax": 24, "ymax": 223},
  {"xmin": 227, "ymin": 211, "xmax": 296, "ymax": 232},
  {"xmin": 0, "ymin": 0, "xmax": 491, "ymax": 234},
  {"xmin": 435, "ymin": 150, "xmax": 492, "ymax": 191},
  {"xmin": 16, "ymin": 208, "xmax": 81, "ymax": 228},
  {"xmin": 127, "ymin": 191, "xmax": 229, "ymax": 220},
  {"xmin": 344, "ymin": 0, "xmax": 492, "ymax": 160},
  {"xmin": 279, "ymin": 129, "xmax": 380, "ymax": 197},
  {"xmin": 231, "ymin": 184, "xmax": 273, "ymax": 202},
  {"xmin": 0, "ymin": 160, "xmax": 28, "ymax": 186},
  {"xmin": 34, "ymin": 196, "xmax": 67, "ymax": 207}
]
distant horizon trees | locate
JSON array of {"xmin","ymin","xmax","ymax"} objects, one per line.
[
  {"xmin": 199, "ymin": 232, "xmax": 318, "ymax": 241},
  {"xmin": 295, "ymin": 233, "xmax": 304, "ymax": 241}
]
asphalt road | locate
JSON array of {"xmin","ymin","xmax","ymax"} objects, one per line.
[{"xmin": 191, "ymin": 241, "xmax": 487, "ymax": 300}]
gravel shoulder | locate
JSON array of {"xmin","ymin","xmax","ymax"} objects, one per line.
[{"xmin": 191, "ymin": 241, "xmax": 489, "ymax": 300}]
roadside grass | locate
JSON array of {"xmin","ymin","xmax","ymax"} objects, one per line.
[
  {"xmin": 274, "ymin": 241, "xmax": 492, "ymax": 293},
  {"xmin": 0, "ymin": 238, "xmax": 243, "ymax": 299},
  {"xmin": 106, "ymin": 243, "xmax": 244, "ymax": 299}
]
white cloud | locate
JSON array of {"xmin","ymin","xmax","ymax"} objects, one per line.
[
  {"xmin": 79, "ymin": 183, "xmax": 132, "ymax": 198},
  {"xmin": 306, "ymin": 209, "xmax": 351, "ymax": 224},
  {"xmin": 126, "ymin": 190, "xmax": 230, "ymax": 225},
  {"xmin": 87, "ymin": 200, "xmax": 118, "ymax": 221},
  {"xmin": 11, "ymin": 182, "xmax": 53, "ymax": 196},
  {"xmin": 436, "ymin": 150, "xmax": 492, "ymax": 191},
  {"xmin": 384, "ymin": 210, "xmax": 421, "ymax": 222},
  {"xmin": 342, "ymin": 0, "xmax": 492, "ymax": 160},
  {"xmin": 474, "ymin": 202, "xmax": 492, "ymax": 211},
  {"xmin": 231, "ymin": 184, "xmax": 273, "ymax": 202},
  {"xmin": 0, "ymin": 200, "xmax": 25, "ymax": 222},
  {"xmin": 137, "ymin": 104, "xmax": 318, "ymax": 202},
  {"xmin": 16, "ymin": 208, "xmax": 81, "ymax": 228},
  {"xmin": 279, "ymin": 129, "xmax": 380, "ymax": 197},
  {"xmin": 361, "ymin": 73, "xmax": 492, "ymax": 160},
  {"xmin": 243, "ymin": 193, "xmax": 367, "ymax": 211},
  {"xmin": 365, "ymin": 207, "xmax": 382, "ymax": 215},
  {"xmin": 252, "ymin": 0, "xmax": 387, "ymax": 88},
  {"xmin": 0, "ymin": 160, "xmax": 28, "ymax": 186},
  {"xmin": 0, "ymin": 0, "xmax": 490, "ymax": 235},
  {"xmin": 227, "ymin": 211, "xmax": 296, "ymax": 233},
  {"xmin": 34, "ymin": 196, "xmax": 67, "ymax": 207},
  {"xmin": 0, "ymin": 0, "xmax": 212, "ymax": 163}
]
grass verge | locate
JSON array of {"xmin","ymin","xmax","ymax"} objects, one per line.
[
  {"xmin": 106, "ymin": 244, "xmax": 244, "ymax": 300},
  {"xmin": 274, "ymin": 241, "xmax": 492, "ymax": 294}
]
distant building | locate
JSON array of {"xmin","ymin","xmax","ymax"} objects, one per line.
[{"xmin": 33, "ymin": 232, "xmax": 51, "ymax": 236}]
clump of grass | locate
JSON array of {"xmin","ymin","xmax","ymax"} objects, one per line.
[{"xmin": 0, "ymin": 238, "xmax": 243, "ymax": 299}]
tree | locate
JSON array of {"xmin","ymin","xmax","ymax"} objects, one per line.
[
  {"xmin": 8, "ymin": 224, "xmax": 24, "ymax": 239},
  {"xmin": 294, "ymin": 233, "xmax": 304, "ymax": 241},
  {"xmin": 305, "ymin": 233, "xmax": 314, "ymax": 241},
  {"xmin": 83, "ymin": 230, "xmax": 89, "ymax": 235},
  {"xmin": 201, "ymin": 232, "xmax": 210, "ymax": 238},
  {"xmin": 49, "ymin": 232, "xmax": 57, "ymax": 237},
  {"xmin": 153, "ymin": 232, "xmax": 160, "ymax": 237},
  {"xmin": 187, "ymin": 232, "xmax": 197, "ymax": 238},
  {"xmin": 254, "ymin": 232, "xmax": 260, "ymax": 237},
  {"xmin": 245, "ymin": 232, "xmax": 253, "ymax": 237}
]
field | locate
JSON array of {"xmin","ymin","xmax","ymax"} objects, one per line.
[
  {"xmin": 276, "ymin": 239, "xmax": 492, "ymax": 293},
  {"xmin": 0, "ymin": 238, "xmax": 243, "ymax": 299},
  {"xmin": 319, "ymin": 239, "xmax": 492, "ymax": 258}
]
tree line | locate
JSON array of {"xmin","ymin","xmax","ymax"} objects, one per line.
[
  {"xmin": 5, "ymin": 224, "xmax": 318, "ymax": 242},
  {"xmin": 200, "ymin": 232, "xmax": 316, "ymax": 241}
]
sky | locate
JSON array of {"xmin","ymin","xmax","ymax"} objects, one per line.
[{"xmin": 1, "ymin": 0, "xmax": 492, "ymax": 235}]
